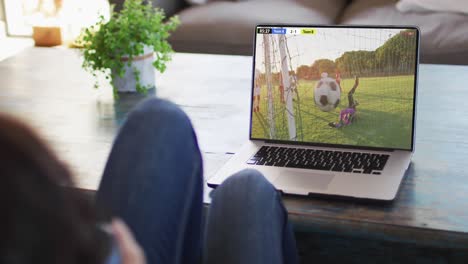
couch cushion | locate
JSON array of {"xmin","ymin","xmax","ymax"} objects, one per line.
[
  {"xmin": 170, "ymin": 0, "xmax": 348, "ymax": 55},
  {"xmin": 396, "ymin": 0, "xmax": 468, "ymax": 15},
  {"xmin": 186, "ymin": 0, "xmax": 211, "ymax": 5},
  {"xmin": 340, "ymin": 0, "xmax": 468, "ymax": 65}
]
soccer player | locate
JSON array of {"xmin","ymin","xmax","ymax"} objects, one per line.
[
  {"xmin": 278, "ymin": 74, "xmax": 285, "ymax": 104},
  {"xmin": 329, "ymin": 76, "xmax": 359, "ymax": 128},
  {"xmin": 335, "ymin": 71, "xmax": 343, "ymax": 92},
  {"xmin": 253, "ymin": 77, "xmax": 261, "ymax": 112},
  {"xmin": 335, "ymin": 71, "xmax": 341, "ymax": 85}
]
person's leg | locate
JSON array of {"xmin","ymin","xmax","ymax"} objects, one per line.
[
  {"xmin": 204, "ymin": 169, "xmax": 298, "ymax": 264},
  {"xmin": 348, "ymin": 90, "xmax": 356, "ymax": 108},
  {"xmin": 329, "ymin": 121, "xmax": 341, "ymax": 128},
  {"xmin": 253, "ymin": 95, "xmax": 258, "ymax": 112},
  {"xmin": 96, "ymin": 98, "xmax": 203, "ymax": 264},
  {"xmin": 348, "ymin": 77, "xmax": 359, "ymax": 108}
]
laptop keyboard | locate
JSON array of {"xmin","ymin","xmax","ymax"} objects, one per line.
[{"xmin": 247, "ymin": 146, "xmax": 389, "ymax": 174}]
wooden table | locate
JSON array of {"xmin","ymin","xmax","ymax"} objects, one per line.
[{"xmin": 1, "ymin": 47, "xmax": 468, "ymax": 262}]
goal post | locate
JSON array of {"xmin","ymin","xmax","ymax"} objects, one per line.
[
  {"xmin": 278, "ymin": 34, "xmax": 297, "ymax": 140},
  {"xmin": 263, "ymin": 34, "xmax": 276, "ymax": 139}
]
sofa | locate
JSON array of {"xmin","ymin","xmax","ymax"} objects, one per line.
[{"xmin": 154, "ymin": 0, "xmax": 468, "ymax": 65}]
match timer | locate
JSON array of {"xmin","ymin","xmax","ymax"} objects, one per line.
[{"xmin": 257, "ymin": 28, "xmax": 272, "ymax": 34}]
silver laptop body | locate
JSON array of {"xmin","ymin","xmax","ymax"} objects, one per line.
[{"xmin": 208, "ymin": 25, "xmax": 419, "ymax": 201}]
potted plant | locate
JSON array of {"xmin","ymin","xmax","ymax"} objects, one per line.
[{"xmin": 79, "ymin": 0, "xmax": 179, "ymax": 97}]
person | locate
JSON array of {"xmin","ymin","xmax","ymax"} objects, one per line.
[
  {"xmin": 335, "ymin": 71, "xmax": 343, "ymax": 92},
  {"xmin": 329, "ymin": 76, "xmax": 360, "ymax": 128},
  {"xmin": 1, "ymin": 98, "xmax": 298, "ymax": 264},
  {"xmin": 335, "ymin": 71, "xmax": 341, "ymax": 86},
  {"xmin": 279, "ymin": 74, "xmax": 285, "ymax": 104},
  {"xmin": 253, "ymin": 77, "xmax": 261, "ymax": 112}
]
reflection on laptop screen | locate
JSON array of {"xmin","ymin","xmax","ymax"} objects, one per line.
[{"xmin": 251, "ymin": 26, "xmax": 418, "ymax": 150}]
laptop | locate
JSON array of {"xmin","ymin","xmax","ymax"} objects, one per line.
[{"xmin": 208, "ymin": 25, "xmax": 419, "ymax": 201}]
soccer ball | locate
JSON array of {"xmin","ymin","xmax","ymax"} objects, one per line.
[{"xmin": 314, "ymin": 73, "xmax": 341, "ymax": 112}]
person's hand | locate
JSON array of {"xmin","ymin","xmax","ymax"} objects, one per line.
[{"xmin": 111, "ymin": 218, "xmax": 146, "ymax": 264}]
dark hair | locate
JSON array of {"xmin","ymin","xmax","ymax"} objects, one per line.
[{"xmin": 0, "ymin": 114, "xmax": 110, "ymax": 264}]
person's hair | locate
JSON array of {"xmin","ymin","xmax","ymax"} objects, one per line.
[{"xmin": 0, "ymin": 114, "xmax": 110, "ymax": 264}]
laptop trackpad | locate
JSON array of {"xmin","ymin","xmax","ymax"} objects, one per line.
[{"xmin": 274, "ymin": 170, "xmax": 334, "ymax": 195}]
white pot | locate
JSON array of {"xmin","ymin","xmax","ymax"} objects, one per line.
[{"xmin": 112, "ymin": 45, "xmax": 155, "ymax": 93}]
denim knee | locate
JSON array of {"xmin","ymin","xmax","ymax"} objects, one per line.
[
  {"xmin": 129, "ymin": 97, "xmax": 191, "ymax": 130},
  {"xmin": 215, "ymin": 169, "xmax": 278, "ymax": 202}
]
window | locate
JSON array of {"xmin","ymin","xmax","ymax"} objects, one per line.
[{"xmin": 3, "ymin": 0, "xmax": 109, "ymax": 39}]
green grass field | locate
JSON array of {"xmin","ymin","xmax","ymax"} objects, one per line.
[{"xmin": 251, "ymin": 75, "xmax": 415, "ymax": 149}]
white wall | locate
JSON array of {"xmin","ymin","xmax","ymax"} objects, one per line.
[
  {"xmin": 0, "ymin": 0, "xmax": 5, "ymax": 21},
  {"xmin": 0, "ymin": 1, "xmax": 5, "ymax": 38}
]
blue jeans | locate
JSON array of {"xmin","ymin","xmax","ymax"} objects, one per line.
[{"xmin": 96, "ymin": 98, "xmax": 298, "ymax": 264}]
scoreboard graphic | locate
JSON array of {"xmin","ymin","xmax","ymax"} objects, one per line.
[{"xmin": 257, "ymin": 27, "xmax": 316, "ymax": 35}]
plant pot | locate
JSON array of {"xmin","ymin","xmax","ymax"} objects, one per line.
[{"xmin": 112, "ymin": 45, "xmax": 155, "ymax": 93}]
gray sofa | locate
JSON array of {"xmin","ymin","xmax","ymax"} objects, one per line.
[{"xmin": 158, "ymin": 0, "xmax": 468, "ymax": 65}]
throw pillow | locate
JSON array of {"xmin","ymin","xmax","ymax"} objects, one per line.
[
  {"xmin": 185, "ymin": 0, "xmax": 251, "ymax": 4},
  {"xmin": 396, "ymin": 0, "xmax": 468, "ymax": 15},
  {"xmin": 186, "ymin": 0, "xmax": 210, "ymax": 5}
]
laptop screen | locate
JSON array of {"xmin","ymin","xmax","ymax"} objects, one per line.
[{"xmin": 250, "ymin": 25, "xmax": 418, "ymax": 151}]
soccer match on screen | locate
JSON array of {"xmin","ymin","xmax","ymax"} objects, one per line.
[{"xmin": 251, "ymin": 27, "xmax": 417, "ymax": 149}]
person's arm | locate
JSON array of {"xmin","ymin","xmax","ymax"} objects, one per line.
[{"xmin": 112, "ymin": 218, "xmax": 146, "ymax": 264}]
